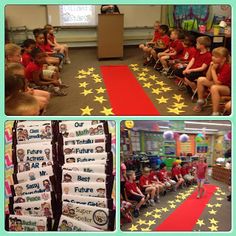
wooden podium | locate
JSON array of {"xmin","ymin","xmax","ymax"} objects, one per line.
[{"xmin": 97, "ymin": 14, "xmax": 124, "ymax": 59}]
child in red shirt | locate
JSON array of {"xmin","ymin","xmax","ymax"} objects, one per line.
[
  {"xmin": 149, "ymin": 168, "xmax": 166, "ymax": 196},
  {"xmin": 125, "ymin": 170, "xmax": 148, "ymax": 217},
  {"xmin": 157, "ymin": 29, "xmax": 184, "ymax": 75},
  {"xmin": 21, "ymin": 39, "xmax": 36, "ymax": 67},
  {"xmin": 171, "ymin": 162, "xmax": 184, "ymax": 190},
  {"xmin": 195, "ymin": 155, "xmax": 208, "ymax": 198},
  {"xmin": 139, "ymin": 167, "xmax": 157, "ymax": 205},
  {"xmin": 181, "ymin": 162, "xmax": 194, "ymax": 185},
  {"xmin": 174, "ymin": 36, "xmax": 212, "ymax": 92},
  {"xmin": 159, "ymin": 163, "xmax": 176, "ymax": 190},
  {"xmin": 193, "ymin": 47, "xmax": 231, "ymax": 115}
]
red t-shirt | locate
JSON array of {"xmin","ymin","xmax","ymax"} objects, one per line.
[
  {"xmin": 192, "ymin": 50, "xmax": 212, "ymax": 69},
  {"xmin": 181, "ymin": 167, "xmax": 189, "ymax": 176},
  {"xmin": 157, "ymin": 35, "xmax": 170, "ymax": 48},
  {"xmin": 36, "ymin": 43, "xmax": 52, "ymax": 53},
  {"xmin": 196, "ymin": 162, "xmax": 208, "ymax": 179},
  {"xmin": 21, "ymin": 52, "xmax": 32, "ymax": 68},
  {"xmin": 169, "ymin": 39, "xmax": 184, "ymax": 59},
  {"xmin": 149, "ymin": 171, "xmax": 158, "ymax": 182},
  {"xmin": 25, "ymin": 61, "xmax": 43, "ymax": 82},
  {"xmin": 48, "ymin": 33, "xmax": 55, "ymax": 44},
  {"xmin": 158, "ymin": 169, "xmax": 166, "ymax": 182},
  {"xmin": 179, "ymin": 47, "xmax": 197, "ymax": 62},
  {"xmin": 153, "ymin": 30, "xmax": 161, "ymax": 42},
  {"xmin": 172, "ymin": 166, "xmax": 181, "ymax": 178},
  {"xmin": 125, "ymin": 181, "xmax": 138, "ymax": 198},
  {"xmin": 139, "ymin": 175, "xmax": 151, "ymax": 190},
  {"xmin": 216, "ymin": 63, "xmax": 231, "ymax": 87}
]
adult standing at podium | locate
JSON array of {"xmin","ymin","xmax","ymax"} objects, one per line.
[{"xmin": 101, "ymin": 5, "xmax": 120, "ymax": 14}]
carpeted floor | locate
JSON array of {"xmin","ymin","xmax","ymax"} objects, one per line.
[
  {"xmin": 45, "ymin": 47, "xmax": 216, "ymax": 116},
  {"xmin": 121, "ymin": 176, "xmax": 231, "ymax": 232}
]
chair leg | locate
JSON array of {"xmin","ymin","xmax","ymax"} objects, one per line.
[
  {"xmin": 153, "ymin": 59, "xmax": 160, "ymax": 69},
  {"xmin": 191, "ymin": 88, "xmax": 198, "ymax": 101}
]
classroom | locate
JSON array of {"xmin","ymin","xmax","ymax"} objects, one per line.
[
  {"xmin": 120, "ymin": 120, "xmax": 231, "ymax": 231},
  {"xmin": 5, "ymin": 4, "xmax": 231, "ymax": 116}
]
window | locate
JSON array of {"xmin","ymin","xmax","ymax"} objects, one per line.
[{"xmin": 60, "ymin": 5, "xmax": 96, "ymax": 26}]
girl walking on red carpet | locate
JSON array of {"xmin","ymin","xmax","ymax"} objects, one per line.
[{"xmin": 196, "ymin": 154, "xmax": 208, "ymax": 199}]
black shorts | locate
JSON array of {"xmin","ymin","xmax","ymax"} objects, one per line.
[
  {"xmin": 174, "ymin": 69, "xmax": 204, "ymax": 82},
  {"xmin": 128, "ymin": 195, "xmax": 144, "ymax": 203},
  {"xmin": 154, "ymin": 48, "xmax": 165, "ymax": 53}
]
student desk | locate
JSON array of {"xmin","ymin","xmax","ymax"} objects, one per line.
[{"xmin": 190, "ymin": 30, "xmax": 231, "ymax": 52}]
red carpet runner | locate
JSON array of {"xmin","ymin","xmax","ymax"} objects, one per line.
[
  {"xmin": 155, "ymin": 184, "xmax": 217, "ymax": 231},
  {"xmin": 100, "ymin": 65, "xmax": 160, "ymax": 115}
]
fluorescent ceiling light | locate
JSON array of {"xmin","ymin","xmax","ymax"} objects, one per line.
[
  {"xmin": 159, "ymin": 126, "xmax": 169, "ymax": 129},
  {"xmin": 184, "ymin": 121, "xmax": 231, "ymax": 127},
  {"xmin": 184, "ymin": 127, "xmax": 218, "ymax": 132}
]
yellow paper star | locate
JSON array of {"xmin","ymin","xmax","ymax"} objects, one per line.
[
  {"xmin": 215, "ymin": 193, "xmax": 220, "ymax": 196},
  {"xmin": 208, "ymin": 224, "xmax": 218, "ymax": 231},
  {"xmin": 155, "ymin": 81, "xmax": 166, "ymax": 86},
  {"xmin": 96, "ymin": 87, "xmax": 106, "ymax": 94},
  {"xmin": 152, "ymin": 88, "xmax": 162, "ymax": 95},
  {"xmin": 100, "ymin": 107, "xmax": 114, "ymax": 116},
  {"xmin": 83, "ymin": 71, "xmax": 91, "ymax": 75},
  {"xmin": 209, "ymin": 209, "xmax": 217, "ymax": 215},
  {"xmin": 91, "ymin": 74, "xmax": 100, "ymax": 78},
  {"xmin": 132, "ymin": 67, "xmax": 139, "ymax": 71},
  {"xmin": 93, "ymin": 77, "xmax": 102, "ymax": 83},
  {"xmin": 196, "ymin": 219, "xmax": 205, "ymax": 227},
  {"xmin": 81, "ymin": 89, "xmax": 93, "ymax": 96},
  {"xmin": 130, "ymin": 64, "xmax": 138, "ymax": 67},
  {"xmin": 79, "ymin": 82, "xmax": 89, "ymax": 88},
  {"xmin": 147, "ymin": 220, "xmax": 155, "ymax": 227},
  {"xmin": 153, "ymin": 208, "xmax": 162, "ymax": 213},
  {"xmin": 80, "ymin": 106, "xmax": 93, "ymax": 115},
  {"xmin": 149, "ymin": 75, "xmax": 157, "ymax": 80},
  {"xmin": 167, "ymin": 107, "xmax": 185, "ymax": 115},
  {"xmin": 172, "ymin": 102, "xmax": 187, "ymax": 109},
  {"xmin": 138, "ymin": 72, "xmax": 147, "ymax": 77},
  {"xmin": 94, "ymin": 96, "xmax": 107, "ymax": 104},
  {"xmin": 207, "ymin": 204, "xmax": 214, "ymax": 208},
  {"xmin": 144, "ymin": 212, "xmax": 152, "ymax": 217},
  {"xmin": 214, "ymin": 203, "xmax": 222, "ymax": 208},
  {"xmin": 153, "ymin": 214, "xmax": 161, "ymax": 219},
  {"xmin": 138, "ymin": 77, "xmax": 147, "ymax": 82},
  {"xmin": 161, "ymin": 86, "xmax": 172, "ymax": 92},
  {"xmin": 216, "ymin": 197, "xmax": 223, "ymax": 201},
  {"xmin": 168, "ymin": 201, "xmax": 175, "ymax": 204},
  {"xmin": 76, "ymin": 75, "xmax": 86, "ymax": 79},
  {"xmin": 88, "ymin": 67, "xmax": 95, "ymax": 72},
  {"xmin": 141, "ymin": 227, "xmax": 151, "ymax": 232},
  {"xmin": 172, "ymin": 94, "xmax": 184, "ymax": 102},
  {"xmin": 142, "ymin": 68, "xmax": 149, "ymax": 72},
  {"xmin": 161, "ymin": 207, "xmax": 169, "ymax": 212},
  {"xmin": 220, "ymin": 192, "xmax": 226, "ymax": 195},
  {"xmin": 169, "ymin": 204, "xmax": 176, "ymax": 209},
  {"xmin": 137, "ymin": 219, "xmax": 146, "ymax": 225},
  {"xmin": 209, "ymin": 218, "xmax": 219, "ymax": 225},
  {"xmin": 78, "ymin": 69, "xmax": 86, "ymax": 74},
  {"xmin": 129, "ymin": 224, "xmax": 138, "ymax": 231},
  {"xmin": 143, "ymin": 82, "xmax": 152, "ymax": 88},
  {"xmin": 175, "ymin": 199, "xmax": 181, "ymax": 203}
]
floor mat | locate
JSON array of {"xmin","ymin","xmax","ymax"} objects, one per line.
[{"xmin": 100, "ymin": 65, "xmax": 160, "ymax": 115}]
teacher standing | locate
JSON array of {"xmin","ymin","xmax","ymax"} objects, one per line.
[{"xmin": 101, "ymin": 5, "xmax": 120, "ymax": 14}]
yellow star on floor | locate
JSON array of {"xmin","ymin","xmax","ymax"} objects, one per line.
[
  {"xmin": 209, "ymin": 218, "xmax": 219, "ymax": 225},
  {"xmin": 79, "ymin": 82, "xmax": 89, "ymax": 88},
  {"xmin": 141, "ymin": 227, "xmax": 151, "ymax": 232},
  {"xmin": 137, "ymin": 219, "xmax": 146, "ymax": 225},
  {"xmin": 161, "ymin": 207, "xmax": 169, "ymax": 213},
  {"xmin": 196, "ymin": 219, "xmax": 205, "ymax": 227},
  {"xmin": 93, "ymin": 77, "xmax": 102, "ymax": 83},
  {"xmin": 208, "ymin": 224, "xmax": 218, "ymax": 231},
  {"xmin": 143, "ymin": 82, "xmax": 152, "ymax": 88},
  {"xmin": 149, "ymin": 75, "xmax": 157, "ymax": 80},
  {"xmin": 91, "ymin": 73, "xmax": 101, "ymax": 78},
  {"xmin": 100, "ymin": 107, "xmax": 114, "ymax": 116},
  {"xmin": 144, "ymin": 212, "xmax": 152, "ymax": 217},
  {"xmin": 147, "ymin": 220, "xmax": 155, "ymax": 227},
  {"xmin": 206, "ymin": 203, "xmax": 214, "ymax": 208},
  {"xmin": 78, "ymin": 69, "xmax": 86, "ymax": 74},
  {"xmin": 175, "ymin": 199, "xmax": 181, "ymax": 203},
  {"xmin": 81, "ymin": 89, "xmax": 93, "ymax": 96},
  {"xmin": 214, "ymin": 203, "xmax": 222, "ymax": 208},
  {"xmin": 155, "ymin": 81, "xmax": 166, "ymax": 86},
  {"xmin": 152, "ymin": 88, "xmax": 162, "ymax": 95},
  {"xmin": 94, "ymin": 96, "xmax": 107, "ymax": 104},
  {"xmin": 153, "ymin": 208, "xmax": 162, "ymax": 213},
  {"xmin": 169, "ymin": 204, "xmax": 176, "ymax": 209},
  {"xmin": 83, "ymin": 71, "xmax": 91, "ymax": 75},
  {"xmin": 130, "ymin": 63, "xmax": 138, "ymax": 67},
  {"xmin": 172, "ymin": 102, "xmax": 187, "ymax": 109},
  {"xmin": 161, "ymin": 86, "xmax": 172, "ymax": 92},
  {"xmin": 129, "ymin": 224, "xmax": 138, "ymax": 231},
  {"xmin": 153, "ymin": 213, "xmax": 161, "ymax": 219},
  {"xmin": 132, "ymin": 67, "xmax": 139, "ymax": 71},
  {"xmin": 176, "ymin": 195, "xmax": 182, "ymax": 199},
  {"xmin": 216, "ymin": 197, "xmax": 223, "ymax": 201},
  {"xmin": 138, "ymin": 77, "xmax": 147, "ymax": 82},
  {"xmin": 138, "ymin": 72, "xmax": 147, "ymax": 77},
  {"xmin": 172, "ymin": 94, "xmax": 184, "ymax": 102},
  {"xmin": 168, "ymin": 201, "xmax": 175, "ymax": 204},
  {"xmin": 96, "ymin": 87, "xmax": 106, "ymax": 94},
  {"xmin": 209, "ymin": 209, "xmax": 217, "ymax": 215},
  {"xmin": 142, "ymin": 68, "xmax": 149, "ymax": 72},
  {"xmin": 167, "ymin": 107, "xmax": 185, "ymax": 115},
  {"xmin": 76, "ymin": 75, "xmax": 86, "ymax": 79},
  {"xmin": 88, "ymin": 67, "xmax": 95, "ymax": 72},
  {"xmin": 214, "ymin": 193, "xmax": 220, "ymax": 196},
  {"xmin": 80, "ymin": 106, "xmax": 93, "ymax": 115},
  {"xmin": 220, "ymin": 192, "xmax": 226, "ymax": 195}
]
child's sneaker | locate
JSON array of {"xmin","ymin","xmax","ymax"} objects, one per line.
[
  {"xmin": 150, "ymin": 199, "xmax": 155, "ymax": 206},
  {"xmin": 155, "ymin": 196, "xmax": 160, "ymax": 203},
  {"xmin": 54, "ymin": 90, "xmax": 67, "ymax": 96},
  {"xmin": 201, "ymin": 188, "xmax": 205, "ymax": 197},
  {"xmin": 133, "ymin": 209, "xmax": 139, "ymax": 218},
  {"xmin": 65, "ymin": 58, "xmax": 71, "ymax": 64}
]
